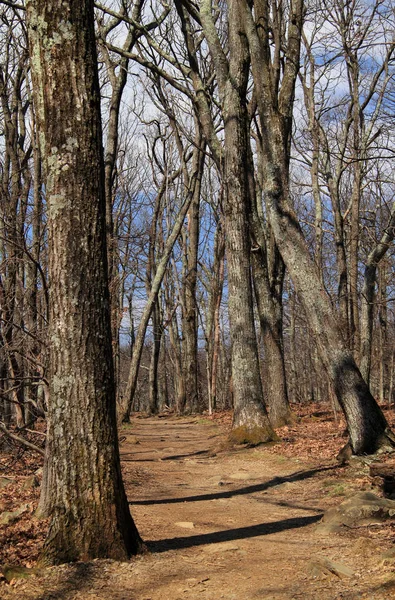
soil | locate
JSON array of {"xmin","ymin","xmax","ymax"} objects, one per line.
[{"xmin": 1, "ymin": 409, "xmax": 395, "ymax": 599}]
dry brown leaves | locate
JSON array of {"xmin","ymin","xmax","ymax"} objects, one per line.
[
  {"xmin": 0, "ymin": 427, "xmax": 46, "ymax": 568},
  {"xmin": 210, "ymin": 403, "xmax": 395, "ymax": 463},
  {"xmin": 1, "ymin": 403, "xmax": 395, "ymax": 573}
]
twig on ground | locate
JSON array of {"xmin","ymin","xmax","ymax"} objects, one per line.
[{"xmin": 0, "ymin": 422, "xmax": 45, "ymax": 456}]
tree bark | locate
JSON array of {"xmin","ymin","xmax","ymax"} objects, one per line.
[
  {"xmin": 176, "ymin": 0, "xmax": 275, "ymax": 441},
  {"xmin": 252, "ymin": 246, "xmax": 291, "ymax": 427},
  {"xmin": 148, "ymin": 300, "xmax": 162, "ymax": 415},
  {"xmin": 360, "ymin": 203, "xmax": 395, "ymax": 384},
  {"xmin": 206, "ymin": 225, "xmax": 225, "ymax": 415},
  {"xmin": 26, "ymin": 0, "xmax": 143, "ymax": 564},
  {"xmin": 201, "ymin": 0, "xmax": 275, "ymax": 443},
  {"xmin": 182, "ymin": 162, "xmax": 203, "ymax": 414},
  {"xmin": 251, "ymin": 141, "xmax": 292, "ymax": 427}
]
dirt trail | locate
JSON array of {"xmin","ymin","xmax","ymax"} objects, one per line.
[{"xmin": 2, "ymin": 416, "xmax": 395, "ymax": 599}]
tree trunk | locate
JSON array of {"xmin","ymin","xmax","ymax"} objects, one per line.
[
  {"xmin": 325, "ymin": 166, "xmax": 350, "ymax": 340},
  {"xmin": 27, "ymin": 0, "xmax": 143, "ymax": 564},
  {"xmin": 348, "ymin": 61, "xmax": 362, "ymax": 359},
  {"xmin": 252, "ymin": 248, "xmax": 291, "ymax": 427},
  {"xmin": 360, "ymin": 203, "xmax": 395, "ymax": 384},
  {"xmin": 251, "ymin": 144, "xmax": 292, "ymax": 427},
  {"xmin": 378, "ymin": 263, "xmax": 388, "ymax": 404},
  {"xmin": 220, "ymin": 0, "xmax": 275, "ymax": 444},
  {"xmin": 148, "ymin": 301, "xmax": 162, "ymax": 415},
  {"xmin": 180, "ymin": 0, "xmax": 275, "ymax": 442},
  {"xmin": 98, "ymin": 13, "xmax": 143, "ymax": 401},
  {"xmin": 266, "ymin": 176, "xmax": 389, "ymax": 452},
  {"xmin": 182, "ymin": 163, "xmax": 203, "ymax": 414},
  {"xmin": 207, "ymin": 226, "xmax": 225, "ymax": 414},
  {"xmin": 240, "ymin": 0, "xmax": 391, "ymax": 454},
  {"xmin": 288, "ymin": 290, "xmax": 299, "ymax": 404}
]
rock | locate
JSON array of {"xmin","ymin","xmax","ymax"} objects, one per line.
[
  {"xmin": 22, "ymin": 475, "xmax": 40, "ymax": 490},
  {"xmin": 0, "ymin": 503, "xmax": 30, "ymax": 526},
  {"xmin": 353, "ymin": 537, "xmax": 380, "ymax": 558},
  {"xmin": 307, "ymin": 557, "xmax": 354, "ymax": 579},
  {"xmin": 317, "ymin": 491, "xmax": 395, "ymax": 533},
  {"xmin": 0, "ymin": 565, "xmax": 40, "ymax": 583},
  {"xmin": 229, "ymin": 471, "xmax": 250, "ymax": 481},
  {"xmin": 209, "ymin": 475, "xmax": 227, "ymax": 486},
  {"xmin": 336, "ymin": 443, "xmax": 352, "ymax": 465},
  {"xmin": 381, "ymin": 548, "xmax": 395, "ymax": 565},
  {"xmin": 204, "ymin": 542, "xmax": 240, "ymax": 554},
  {"xmin": 370, "ymin": 462, "xmax": 395, "ymax": 496},
  {"xmin": 370, "ymin": 462, "xmax": 395, "ymax": 478},
  {"xmin": 128, "ymin": 436, "xmax": 140, "ymax": 445},
  {"xmin": 174, "ymin": 521, "xmax": 195, "ymax": 529},
  {"xmin": 0, "ymin": 477, "xmax": 13, "ymax": 489}
]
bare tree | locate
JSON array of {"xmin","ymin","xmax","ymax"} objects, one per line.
[{"xmin": 238, "ymin": 0, "xmax": 392, "ymax": 454}]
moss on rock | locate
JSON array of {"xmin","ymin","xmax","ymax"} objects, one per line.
[{"xmin": 229, "ymin": 425, "xmax": 279, "ymax": 447}]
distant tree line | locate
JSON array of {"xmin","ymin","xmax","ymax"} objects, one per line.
[{"xmin": 1, "ymin": 0, "xmax": 395, "ymax": 466}]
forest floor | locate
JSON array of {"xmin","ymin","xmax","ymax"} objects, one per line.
[{"xmin": 1, "ymin": 405, "xmax": 395, "ymax": 599}]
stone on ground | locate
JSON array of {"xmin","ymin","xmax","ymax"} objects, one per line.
[{"xmin": 317, "ymin": 491, "xmax": 395, "ymax": 533}]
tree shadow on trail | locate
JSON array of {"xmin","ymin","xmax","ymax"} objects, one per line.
[
  {"xmin": 122, "ymin": 449, "xmax": 211, "ymax": 462},
  {"xmin": 130, "ymin": 465, "xmax": 337, "ymax": 506},
  {"xmin": 35, "ymin": 562, "xmax": 98, "ymax": 600},
  {"xmin": 148, "ymin": 514, "xmax": 322, "ymax": 553}
]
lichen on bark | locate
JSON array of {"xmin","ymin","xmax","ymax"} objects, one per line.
[{"xmin": 26, "ymin": 0, "xmax": 144, "ymax": 564}]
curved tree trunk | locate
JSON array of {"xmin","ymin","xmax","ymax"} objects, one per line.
[
  {"xmin": 240, "ymin": 0, "xmax": 391, "ymax": 454},
  {"xmin": 27, "ymin": 0, "xmax": 143, "ymax": 564}
]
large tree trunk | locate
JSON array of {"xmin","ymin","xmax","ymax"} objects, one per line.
[
  {"xmin": 177, "ymin": 0, "xmax": 275, "ymax": 441},
  {"xmin": 27, "ymin": 0, "xmax": 143, "ymax": 564},
  {"xmin": 219, "ymin": 0, "xmax": 275, "ymax": 443},
  {"xmin": 265, "ymin": 174, "xmax": 389, "ymax": 453}
]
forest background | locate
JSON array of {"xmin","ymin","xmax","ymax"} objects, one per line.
[{"xmin": 1, "ymin": 0, "xmax": 395, "ymax": 565}]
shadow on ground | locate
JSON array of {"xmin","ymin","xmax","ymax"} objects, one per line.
[
  {"xmin": 130, "ymin": 465, "xmax": 337, "ymax": 505},
  {"xmin": 35, "ymin": 562, "xmax": 100, "ymax": 600},
  {"xmin": 148, "ymin": 514, "xmax": 322, "ymax": 552}
]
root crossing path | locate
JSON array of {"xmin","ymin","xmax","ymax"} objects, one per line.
[{"xmin": 4, "ymin": 416, "xmax": 394, "ymax": 599}]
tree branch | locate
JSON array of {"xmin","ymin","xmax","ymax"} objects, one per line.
[{"xmin": 0, "ymin": 422, "xmax": 45, "ymax": 456}]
